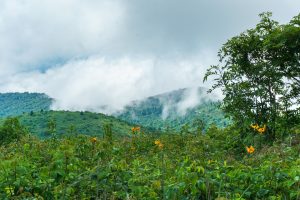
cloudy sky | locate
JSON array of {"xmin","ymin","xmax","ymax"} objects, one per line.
[{"xmin": 0, "ymin": 0, "xmax": 299, "ymax": 113}]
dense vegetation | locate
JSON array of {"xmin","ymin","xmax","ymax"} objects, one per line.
[
  {"xmin": 0, "ymin": 93, "xmax": 52, "ymax": 118},
  {"xmin": 0, "ymin": 12, "xmax": 299, "ymax": 200},
  {"xmin": 0, "ymin": 125, "xmax": 299, "ymax": 199},
  {"xmin": 204, "ymin": 12, "xmax": 300, "ymax": 142},
  {"xmin": 0, "ymin": 111, "xmax": 136, "ymax": 138},
  {"xmin": 116, "ymin": 88, "xmax": 230, "ymax": 132}
]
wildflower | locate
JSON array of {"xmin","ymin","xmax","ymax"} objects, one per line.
[
  {"xmin": 251, "ymin": 123, "xmax": 267, "ymax": 134},
  {"xmin": 131, "ymin": 126, "xmax": 141, "ymax": 133},
  {"xmin": 257, "ymin": 125, "xmax": 267, "ymax": 134},
  {"xmin": 250, "ymin": 124, "xmax": 259, "ymax": 130},
  {"xmin": 158, "ymin": 143, "xmax": 164, "ymax": 149},
  {"xmin": 90, "ymin": 137, "xmax": 97, "ymax": 143},
  {"xmin": 154, "ymin": 140, "xmax": 164, "ymax": 149},
  {"xmin": 246, "ymin": 145, "xmax": 255, "ymax": 154},
  {"xmin": 154, "ymin": 140, "xmax": 161, "ymax": 145}
]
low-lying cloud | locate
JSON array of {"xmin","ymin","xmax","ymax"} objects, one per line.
[
  {"xmin": 0, "ymin": 56, "xmax": 213, "ymax": 114},
  {"xmin": 0, "ymin": 0, "xmax": 299, "ymax": 113}
]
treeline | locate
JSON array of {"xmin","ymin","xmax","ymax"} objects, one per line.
[
  {"xmin": 0, "ymin": 111, "xmax": 138, "ymax": 140},
  {"xmin": 0, "ymin": 93, "xmax": 52, "ymax": 118}
]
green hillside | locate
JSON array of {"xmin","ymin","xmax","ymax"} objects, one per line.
[
  {"xmin": 0, "ymin": 90, "xmax": 229, "ymax": 134},
  {"xmin": 0, "ymin": 110, "xmax": 137, "ymax": 138},
  {"xmin": 0, "ymin": 92, "xmax": 52, "ymax": 117},
  {"xmin": 115, "ymin": 88, "xmax": 230, "ymax": 132}
]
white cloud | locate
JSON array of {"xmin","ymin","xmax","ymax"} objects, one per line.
[
  {"xmin": 0, "ymin": 0, "xmax": 299, "ymax": 113},
  {"xmin": 0, "ymin": 0, "xmax": 125, "ymax": 77},
  {"xmin": 0, "ymin": 56, "xmax": 211, "ymax": 114}
]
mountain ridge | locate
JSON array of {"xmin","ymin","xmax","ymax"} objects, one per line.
[
  {"xmin": 0, "ymin": 88, "xmax": 229, "ymax": 134},
  {"xmin": 114, "ymin": 87, "xmax": 229, "ymax": 131},
  {"xmin": 0, "ymin": 92, "xmax": 53, "ymax": 118}
]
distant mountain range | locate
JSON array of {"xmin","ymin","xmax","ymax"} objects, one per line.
[
  {"xmin": 114, "ymin": 87, "xmax": 230, "ymax": 132},
  {"xmin": 0, "ymin": 92, "xmax": 52, "ymax": 118},
  {"xmin": 0, "ymin": 88, "xmax": 229, "ymax": 136}
]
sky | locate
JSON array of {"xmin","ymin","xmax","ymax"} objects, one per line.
[{"xmin": 0, "ymin": 0, "xmax": 299, "ymax": 113}]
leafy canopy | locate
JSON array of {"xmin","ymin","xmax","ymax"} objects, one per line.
[{"xmin": 204, "ymin": 12, "xmax": 300, "ymax": 141}]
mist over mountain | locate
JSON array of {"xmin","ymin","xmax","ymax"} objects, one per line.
[
  {"xmin": 115, "ymin": 87, "xmax": 230, "ymax": 131},
  {"xmin": 0, "ymin": 88, "xmax": 228, "ymax": 132}
]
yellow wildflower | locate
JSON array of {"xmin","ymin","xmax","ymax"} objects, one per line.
[
  {"xmin": 154, "ymin": 140, "xmax": 161, "ymax": 145},
  {"xmin": 90, "ymin": 137, "xmax": 97, "ymax": 143},
  {"xmin": 257, "ymin": 125, "xmax": 267, "ymax": 134},
  {"xmin": 246, "ymin": 146, "xmax": 255, "ymax": 154},
  {"xmin": 154, "ymin": 140, "xmax": 164, "ymax": 149},
  {"xmin": 251, "ymin": 123, "xmax": 267, "ymax": 134},
  {"xmin": 250, "ymin": 124, "xmax": 259, "ymax": 130},
  {"xmin": 158, "ymin": 143, "xmax": 164, "ymax": 149},
  {"xmin": 131, "ymin": 126, "xmax": 141, "ymax": 133}
]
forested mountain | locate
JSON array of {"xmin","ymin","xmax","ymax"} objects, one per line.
[
  {"xmin": 0, "ymin": 89, "xmax": 229, "ymax": 137},
  {"xmin": 0, "ymin": 92, "xmax": 52, "ymax": 117},
  {"xmin": 115, "ymin": 87, "xmax": 230, "ymax": 132},
  {"xmin": 0, "ymin": 110, "xmax": 136, "ymax": 138}
]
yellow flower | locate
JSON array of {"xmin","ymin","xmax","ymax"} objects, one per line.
[
  {"xmin": 246, "ymin": 145, "xmax": 255, "ymax": 154},
  {"xmin": 158, "ymin": 143, "xmax": 164, "ymax": 149},
  {"xmin": 154, "ymin": 139, "xmax": 164, "ymax": 149},
  {"xmin": 154, "ymin": 140, "xmax": 161, "ymax": 145},
  {"xmin": 258, "ymin": 125, "xmax": 267, "ymax": 134},
  {"xmin": 90, "ymin": 137, "xmax": 97, "ymax": 143},
  {"xmin": 131, "ymin": 126, "xmax": 141, "ymax": 133},
  {"xmin": 251, "ymin": 123, "xmax": 267, "ymax": 134},
  {"xmin": 250, "ymin": 124, "xmax": 259, "ymax": 130}
]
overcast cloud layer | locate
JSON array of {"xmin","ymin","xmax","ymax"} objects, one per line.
[{"xmin": 0, "ymin": 0, "xmax": 299, "ymax": 113}]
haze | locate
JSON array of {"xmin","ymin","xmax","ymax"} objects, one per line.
[{"xmin": 0, "ymin": 0, "xmax": 299, "ymax": 113}]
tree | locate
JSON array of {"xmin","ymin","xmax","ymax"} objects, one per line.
[
  {"xmin": 0, "ymin": 117, "xmax": 28, "ymax": 145},
  {"xmin": 103, "ymin": 122, "xmax": 113, "ymax": 144},
  {"xmin": 47, "ymin": 119, "xmax": 57, "ymax": 138},
  {"xmin": 204, "ymin": 12, "xmax": 300, "ymax": 141},
  {"xmin": 192, "ymin": 118, "xmax": 205, "ymax": 135}
]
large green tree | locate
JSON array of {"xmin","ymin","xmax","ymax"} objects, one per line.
[{"xmin": 204, "ymin": 12, "xmax": 300, "ymax": 141}]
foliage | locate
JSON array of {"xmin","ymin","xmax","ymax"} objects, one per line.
[
  {"xmin": 0, "ymin": 127, "xmax": 299, "ymax": 199},
  {"xmin": 0, "ymin": 11, "xmax": 299, "ymax": 200},
  {"xmin": 204, "ymin": 12, "xmax": 300, "ymax": 141},
  {"xmin": 0, "ymin": 111, "xmax": 140, "ymax": 138},
  {"xmin": 0, "ymin": 93, "xmax": 52, "ymax": 118},
  {"xmin": 0, "ymin": 118, "xmax": 28, "ymax": 145}
]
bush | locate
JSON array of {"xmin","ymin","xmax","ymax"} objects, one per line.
[{"xmin": 0, "ymin": 117, "xmax": 28, "ymax": 145}]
